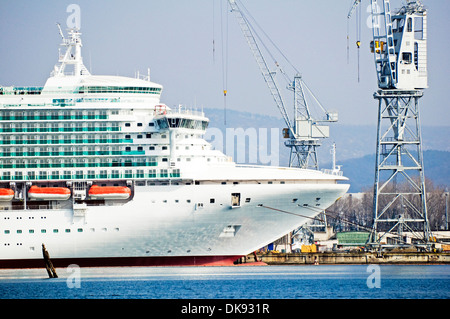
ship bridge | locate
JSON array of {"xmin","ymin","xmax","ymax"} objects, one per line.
[{"xmin": 154, "ymin": 108, "xmax": 209, "ymax": 133}]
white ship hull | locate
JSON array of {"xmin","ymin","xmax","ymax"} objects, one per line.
[
  {"xmin": 0, "ymin": 20, "xmax": 350, "ymax": 267},
  {"xmin": 0, "ymin": 166, "xmax": 348, "ymax": 267}
]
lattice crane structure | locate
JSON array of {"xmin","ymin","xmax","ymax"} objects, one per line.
[{"xmin": 348, "ymin": 0, "xmax": 432, "ymax": 249}]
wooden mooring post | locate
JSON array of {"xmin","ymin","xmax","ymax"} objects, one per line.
[{"xmin": 42, "ymin": 244, "xmax": 58, "ymax": 278}]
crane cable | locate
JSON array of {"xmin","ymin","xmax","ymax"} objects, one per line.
[
  {"xmin": 220, "ymin": 0, "xmax": 229, "ymax": 125},
  {"xmin": 212, "ymin": 0, "xmax": 215, "ymax": 64},
  {"xmin": 260, "ymin": 204, "xmax": 438, "ymax": 247},
  {"xmin": 347, "ymin": 19, "xmax": 350, "ymax": 64},
  {"xmin": 238, "ymin": 1, "xmax": 300, "ymax": 83},
  {"xmin": 356, "ymin": 3, "xmax": 362, "ymax": 82}
]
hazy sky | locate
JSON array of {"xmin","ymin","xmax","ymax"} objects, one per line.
[{"xmin": 0, "ymin": 0, "xmax": 449, "ymax": 127}]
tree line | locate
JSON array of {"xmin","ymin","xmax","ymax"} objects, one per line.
[{"xmin": 326, "ymin": 178, "xmax": 449, "ymax": 233}]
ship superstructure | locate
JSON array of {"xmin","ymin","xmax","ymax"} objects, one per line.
[{"xmin": 0, "ymin": 27, "xmax": 349, "ymax": 267}]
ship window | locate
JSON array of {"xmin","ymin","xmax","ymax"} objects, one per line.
[
  {"xmin": 414, "ymin": 17, "xmax": 423, "ymax": 40},
  {"xmin": 137, "ymin": 135, "xmax": 142, "ymax": 139},
  {"xmin": 407, "ymin": 17, "xmax": 412, "ymax": 32},
  {"xmin": 4, "ymin": 230, "xmax": 10, "ymax": 234},
  {"xmin": 125, "ymin": 123, "xmax": 131, "ymax": 127},
  {"xmin": 393, "ymin": 18, "xmax": 401, "ymax": 32},
  {"xmin": 65, "ymin": 229, "xmax": 71, "ymax": 233},
  {"xmin": 53, "ymin": 229, "xmax": 59, "ymax": 233},
  {"xmin": 17, "ymin": 230, "xmax": 22, "ymax": 234},
  {"xmin": 137, "ymin": 123, "xmax": 143, "ymax": 127},
  {"xmin": 210, "ymin": 198, "xmax": 215, "ymax": 204},
  {"xmin": 149, "ymin": 122, "xmax": 154, "ymax": 127},
  {"xmin": 41, "ymin": 229, "xmax": 46, "ymax": 233},
  {"xmin": 245, "ymin": 198, "xmax": 251, "ymax": 203},
  {"xmin": 149, "ymin": 146, "xmax": 155, "ymax": 150},
  {"xmin": 402, "ymin": 52, "xmax": 412, "ymax": 64},
  {"xmin": 169, "ymin": 118, "xmax": 180, "ymax": 128},
  {"xmin": 162, "ymin": 158, "xmax": 168, "ymax": 162},
  {"xmin": 77, "ymin": 228, "xmax": 83, "ymax": 233},
  {"xmin": 156, "ymin": 119, "xmax": 168, "ymax": 130},
  {"xmin": 146, "ymin": 133, "xmax": 152, "ymax": 138},
  {"xmin": 162, "ymin": 146, "xmax": 168, "ymax": 150},
  {"xmin": 29, "ymin": 229, "xmax": 34, "ymax": 234},
  {"xmin": 125, "ymin": 135, "xmax": 131, "ymax": 139},
  {"xmin": 414, "ymin": 42, "xmax": 419, "ymax": 70},
  {"xmin": 231, "ymin": 193, "xmax": 241, "ymax": 207}
]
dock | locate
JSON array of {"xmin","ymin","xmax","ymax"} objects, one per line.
[{"xmin": 242, "ymin": 251, "xmax": 450, "ymax": 265}]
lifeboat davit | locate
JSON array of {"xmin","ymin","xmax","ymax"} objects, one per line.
[
  {"xmin": 88, "ymin": 185, "xmax": 131, "ymax": 200},
  {"xmin": 28, "ymin": 185, "xmax": 71, "ymax": 200},
  {"xmin": 0, "ymin": 188, "xmax": 14, "ymax": 201}
]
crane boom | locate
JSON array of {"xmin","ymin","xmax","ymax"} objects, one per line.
[
  {"xmin": 227, "ymin": 0, "xmax": 293, "ymax": 136},
  {"xmin": 227, "ymin": 0, "xmax": 338, "ymax": 170},
  {"xmin": 347, "ymin": 0, "xmax": 362, "ymax": 18}
]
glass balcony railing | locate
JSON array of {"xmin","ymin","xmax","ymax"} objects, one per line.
[{"xmin": 0, "ymin": 171, "xmax": 178, "ymax": 181}]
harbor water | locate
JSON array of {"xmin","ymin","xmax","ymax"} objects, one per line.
[{"xmin": 0, "ymin": 265, "xmax": 448, "ymax": 299}]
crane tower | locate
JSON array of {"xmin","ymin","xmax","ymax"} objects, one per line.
[{"xmin": 349, "ymin": 0, "xmax": 432, "ymax": 249}]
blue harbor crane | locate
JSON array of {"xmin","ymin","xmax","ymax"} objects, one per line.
[{"xmin": 348, "ymin": 0, "xmax": 432, "ymax": 249}]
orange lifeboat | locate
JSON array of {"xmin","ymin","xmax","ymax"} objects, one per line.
[
  {"xmin": 28, "ymin": 185, "xmax": 71, "ymax": 200},
  {"xmin": 0, "ymin": 188, "xmax": 14, "ymax": 201},
  {"xmin": 88, "ymin": 185, "xmax": 131, "ymax": 200}
]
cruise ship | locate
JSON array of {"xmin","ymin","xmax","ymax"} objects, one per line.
[{"xmin": 0, "ymin": 27, "xmax": 349, "ymax": 267}]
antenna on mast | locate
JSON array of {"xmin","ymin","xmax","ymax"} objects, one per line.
[
  {"xmin": 51, "ymin": 23, "xmax": 90, "ymax": 77},
  {"xmin": 56, "ymin": 23, "xmax": 66, "ymax": 42}
]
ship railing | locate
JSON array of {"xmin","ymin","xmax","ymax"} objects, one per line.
[
  {"xmin": 165, "ymin": 108, "xmax": 206, "ymax": 118},
  {"xmin": 0, "ymin": 86, "xmax": 44, "ymax": 96}
]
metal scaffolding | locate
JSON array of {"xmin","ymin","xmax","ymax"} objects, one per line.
[{"xmin": 369, "ymin": 89, "xmax": 431, "ymax": 248}]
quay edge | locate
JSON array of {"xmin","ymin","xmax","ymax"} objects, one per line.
[{"xmin": 242, "ymin": 252, "xmax": 450, "ymax": 265}]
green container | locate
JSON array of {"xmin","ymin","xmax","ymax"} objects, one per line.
[{"xmin": 337, "ymin": 232, "xmax": 370, "ymax": 246}]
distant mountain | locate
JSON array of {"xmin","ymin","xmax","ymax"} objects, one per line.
[
  {"xmin": 324, "ymin": 150, "xmax": 450, "ymax": 192},
  {"xmin": 203, "ymin": 107, "xmax": 449, "ymax": 160},
  {"xmin": 202, "ymin": 108, "xmax": 449, "ymax": 191}
]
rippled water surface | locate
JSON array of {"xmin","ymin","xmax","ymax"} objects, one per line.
[{"xmin": 0, "ymin": 265, "xmax": 448, "ymax": 299}]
